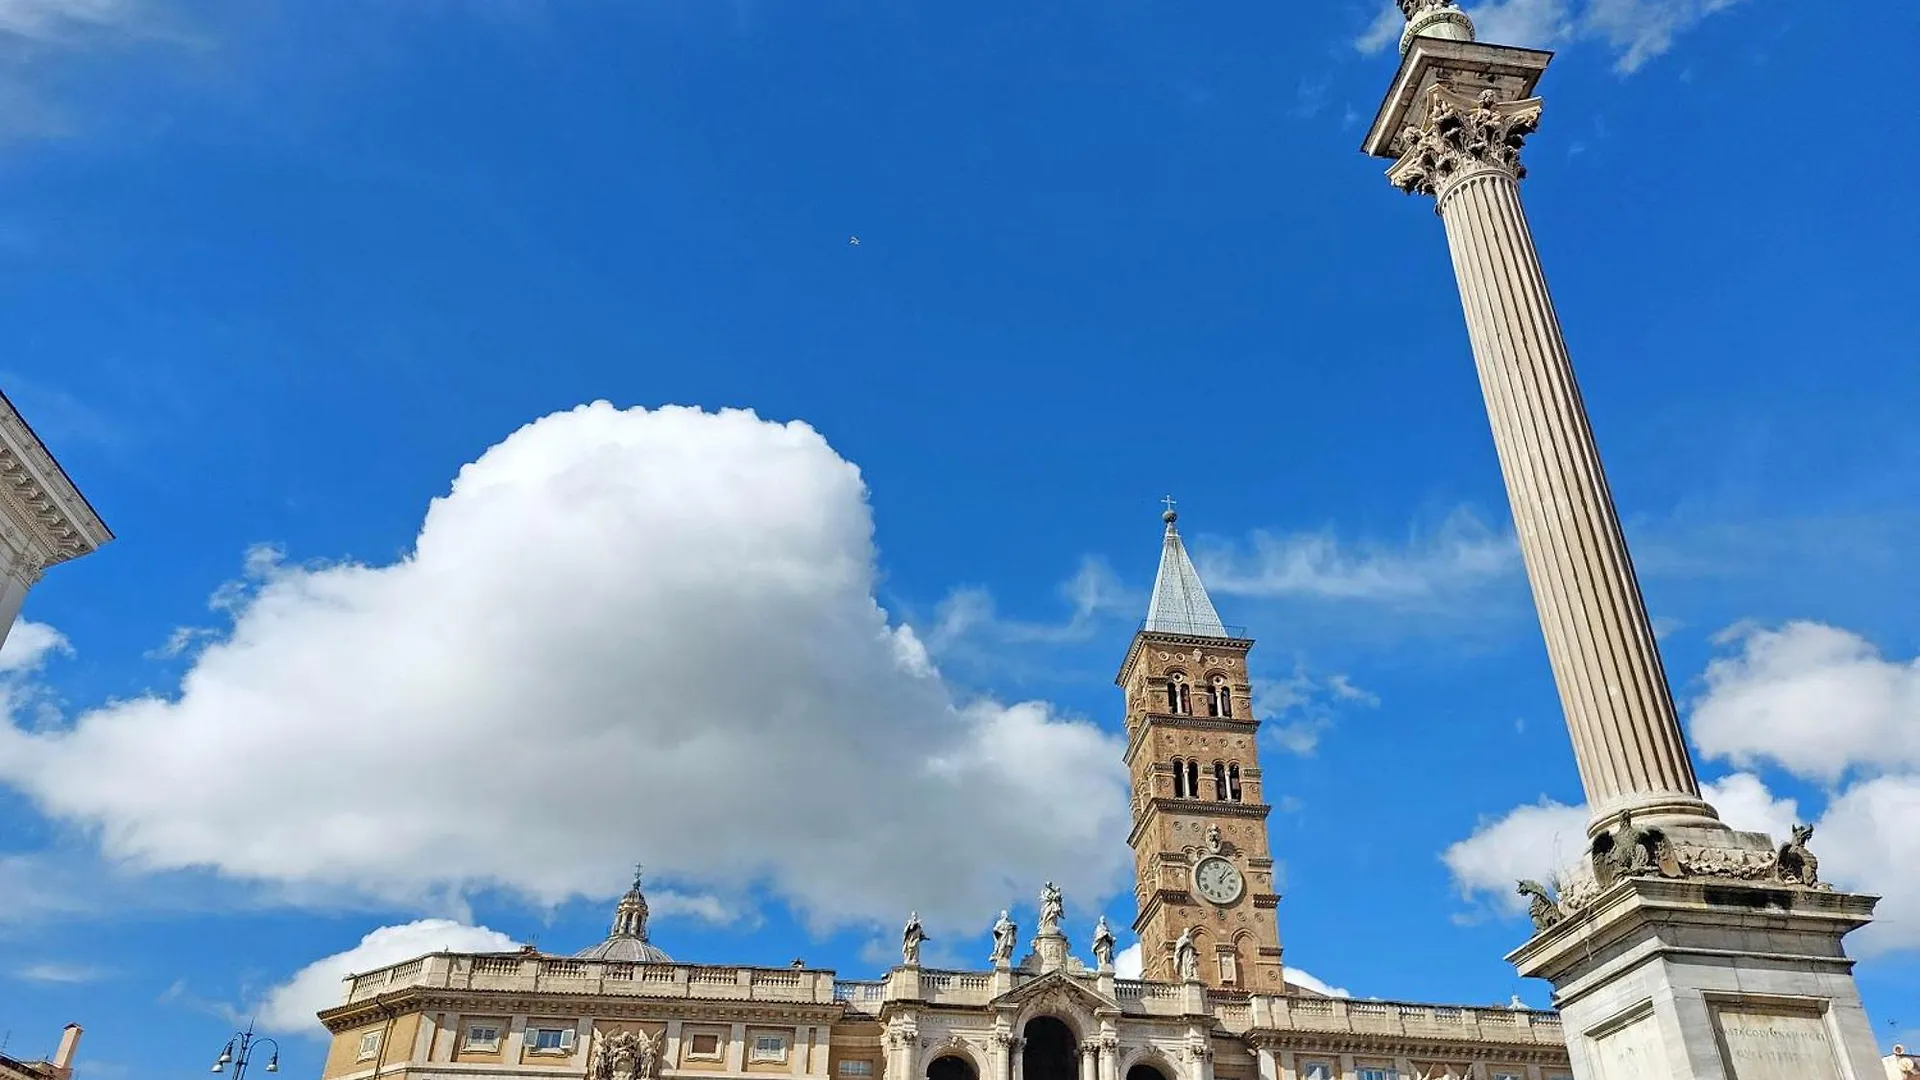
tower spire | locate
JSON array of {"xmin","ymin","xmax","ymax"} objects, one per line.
[{"xmin": 1144, "ymin": 501, "xmax": 1228, "ymax": 638}]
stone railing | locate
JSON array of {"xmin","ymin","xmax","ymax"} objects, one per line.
[
  {"xmin": 1258, "ymin": 996, "xmax": 1563, "ymax": 1045},
  {"xmin": 340, "ymin": 954, "xmax": 840, "ymax": 1006},
  {"xmin": 834, "ymin": 981, "xmax": 887, "ymax": 1011}
]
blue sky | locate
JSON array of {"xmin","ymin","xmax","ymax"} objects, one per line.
[{"xmin": 1, "ymin": 0, "xmax": 1918, "ymax": 1075}]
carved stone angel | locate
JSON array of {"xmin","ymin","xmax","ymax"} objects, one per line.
[
  {"xmin": 589, "ymin": 1029, "xmax": 659, "ymax": 1080},
  {"xmin": 990, "ymin": 910, "xmax": 1018, "ymax": 964}
]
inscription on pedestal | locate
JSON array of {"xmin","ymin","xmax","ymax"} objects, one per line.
[{"xmin": 1712, "ymin": 1006, "xmax": 1842, "ymax": 1080}]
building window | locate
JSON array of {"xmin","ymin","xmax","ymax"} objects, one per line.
[
  {"xmin": 1184, "ymin": 759, "xmax": 1199, "ymax": 799},
  {"xmin": 463, "ymin": 1025, "xmax": 501, "ymax": 1052},
  {"xmin": 1357, "ymin": 1069, "xmax": 1399, "ymax": 1080},
  {"xmin": 751, "ymin": 1035, "xmax": 789, "ymax": 1063},
  {"xmin": 687, "ymin": 1033, "xmax": 723, "ymax": 1059},
  {"xmin": 1301, "ymin": 1066, "xmax": 1333, "ymax": 1080},
  {"xmin": 1226, "ymin": 763, "xmax": 1242, "ymax": 802},
  {"xmin": 357, "ymin": 1032, "xmax": 382, "ymax": 1061},
  {"xmin": 1172, "ymin": 758, "xmax": 1188, "ymax": 798},
  {"xmin": 1213, "ymin": 761, "xmax": 1228, "ymax": 801},
  {"xmin": 1167, "ymin": 673, "xmax": 1191, "ymax": 715},
  {"xmin": 1492, "ymin": 1073, "xmax": 1523, "ymax": 1080},
  {"xmin": 529, "ymin": 1027, "xmax": 576, "ymax": 1054},
  {"xmin": 1211, "ymin": 676, "xmax": 1233, "ymax": 717},
  {"xmin": 839, "ymin": 1062, "xmax": 875, "ymax": 1077}
]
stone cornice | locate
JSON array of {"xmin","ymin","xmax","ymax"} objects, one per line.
[
  {"xmin": 1126, "ymin": 799, "xmax": 1271, "ymax": 850},
  {"xmin": 1123, "ymin": 715, "xmax": 1260, "ymax": 769},
  {"xmin": 0, "ymin": 392, "xmax": 112, "ymax": 571},
  {"xmin": 1244, "ymin": 1029, "xmax": 1568, "ymax": 1063},
  {"xmin": 1115, "ymin": 631, "xmax": 1254, "ymax": 688},
  {"xmin": 320, "ymin": 987, "xmax": 846, "ymax": 1034}
]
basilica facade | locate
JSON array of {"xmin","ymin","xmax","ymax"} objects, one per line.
[{"xmin": 317, "ymin": 513, "xmax": 1576, "ymax": 1080}]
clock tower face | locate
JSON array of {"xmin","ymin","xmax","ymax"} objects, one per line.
[{"xmin": 1192, "ymin": 856, "xmax": 1245, "ymax": 905}]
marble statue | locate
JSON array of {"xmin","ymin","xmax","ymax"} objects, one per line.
[
  {"xmin": 1515, "ymin": 879, "xmax": 1563, "ymax": 933},
  {"xmin": 1092, "ymin": 915, "xmax": 1116, "ymax": 969},
  {"xmin": 1775, "ymin": 823, "xmax": 1821, "ymax": 886},
  {"xmin": 902, "ymin": 911, "xmax": 925, "ymax": 965},
  {"xmin": 1173, "ymin": 928, "xmax": 1198, "ymax": 982},
  {"xmin": 1038, "ymin": 882, "xmax": 1064, "ymax": 935},
  {"xmin": 990, "ymin": 910, "xmax": 1017, "ymax": 964}
]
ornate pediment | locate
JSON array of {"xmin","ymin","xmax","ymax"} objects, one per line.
[{"xmin": 994, "ymin": 970, "xmax": 1117, "ymax": 1015}]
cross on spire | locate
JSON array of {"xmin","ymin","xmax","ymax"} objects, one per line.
[{"xmin": 1161, "ymin": 494, "xmax": 1177, "ymax": 515}]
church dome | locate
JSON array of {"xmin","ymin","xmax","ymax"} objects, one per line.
[{"xmin": 575, "ymin": 865, "xmax": 672, "ymax": 964}]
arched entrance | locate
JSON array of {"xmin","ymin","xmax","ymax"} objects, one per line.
[
  {"xmin": 1126, "ymin": 1065, "xmax": 1169, "ymax": 1080},
  {"xmin": 1022, "ymin": 1017, "xmax": 1078, "ymax": 1080},
  {"xmin": 929, "ymin": 1056, "xmax": 978, "ymax": 1080}
]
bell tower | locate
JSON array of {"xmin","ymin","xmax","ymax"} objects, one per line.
[{"xmin": 1117, "ymin": 505, "xmax": 1284, "ymax": 990}]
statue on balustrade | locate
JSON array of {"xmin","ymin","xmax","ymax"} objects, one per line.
[
  {"xmin": 991, "ymin": 910, "xmax": 1018, "ymax": 964},
  {"xmin": 1091, "ymin": 915, "xmax": 1115, "ymax": 970},
  {"xmin": 902, "ymin": 911, "xmax": 926, "ymax": 966},
  {"xmin": 1038, "ymin": 882, "xmax": 1064, "ymax": 935}
]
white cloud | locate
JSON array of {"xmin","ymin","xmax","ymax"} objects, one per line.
[
  {"xmin": 1113, "ymin": 942, "xmax": 1141, "ymax": 979},
  {"xmin": 1691, "ymin": 621, "xmax": 1920, "ymax": 784},
  {"xmin": 1805, "ymin": 774, "xmax": 1920, "ymax": 956},
  {"xmin": 1284, "ymin": 966, "xmax": 1351, "ymax": 998},
  {"xmin": 0, "ymin": 404, "xmax": 1133, "ymax": 937},
  {"xmin": 1441, "ymin": 774, "xmax": 1797, "ymax": 916},
  {"xmin": 1197, "ymin": 508, "xmax": 1517, "ymax": 606},
  {"xmin": 13, "ymin": 960, "xmax": 107, "ymax": 983},
  {"xmin": 257, "ymin": 919, "xmax": 519, "ymax": 1035},
  {"xmin": 1354, "ymin": 0, "xmax": 1748, "ymax": 73},
  {"xmin": 929, "ymin": 557, "xmax": 1135, "ymax": 650},
  {"xmin": 0, "ymin": 619, "xmax": 70, "ymax": 673},
  {"xmin": 1252, "ymin": 670, "xmax": 1380, "ymax": 756}
]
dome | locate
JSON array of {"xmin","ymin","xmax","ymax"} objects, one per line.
[
  {"xmin": 575, "ymin": 934, "xmax": 673, "ymax": 964},
  {"xmin": 575, "ymin": 864, "xmax": 673, "ymax": 964}
]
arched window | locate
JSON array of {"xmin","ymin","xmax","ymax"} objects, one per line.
[
  {"xmin": 1212, "ymin": 676, "xmax": 1233, "ymax": 718},
  {"xmin": 1172, "ymin": 758, "xmax": 1188, "ymax": 798},
  {"xmin": 1166, "ymin": 673, "xmax": 1191, "ymax": 715},
  {"xmin": 1227, "ymin": 763, "xmax": 1242, "ymax": 803},
  {"xmin": 1213, "ymin": 761, "xmax": 1228, "ymax": 801},
  {"xmin": 1185, "ymin": 759, "xmax": 1200, "ymax": 799}
]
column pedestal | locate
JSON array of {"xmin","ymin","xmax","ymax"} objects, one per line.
[{"xmin": 1508, "ymin": 878, "xmax": 1882, "ymax": 1079}]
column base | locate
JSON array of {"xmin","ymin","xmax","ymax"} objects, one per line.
[
  {"xmin": 1508, "ymin": 876, "xmax": 1882, "ymax": 1080},
  {"xmin": 1586, "ymin": 794, "xmax": 1723, "ymax": 839}
]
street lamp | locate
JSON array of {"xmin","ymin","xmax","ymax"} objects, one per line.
[{"xmin": 210, "ymin": 1021, "xmax": 279, "ymax": 1077}]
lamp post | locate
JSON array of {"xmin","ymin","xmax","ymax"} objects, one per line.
[{"xmin": 210, "ymin": 1021, "xmax": 279, "ymax": 1078}]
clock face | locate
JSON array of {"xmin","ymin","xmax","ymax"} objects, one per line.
[{"xmin": 1192, "ymin": 855, "xmax": 1245, "ymax": 905}]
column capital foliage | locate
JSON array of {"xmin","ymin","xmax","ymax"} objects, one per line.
[{"xmin": 1387, "ymin": 83, "xmax": 1543, "ymax": 199}]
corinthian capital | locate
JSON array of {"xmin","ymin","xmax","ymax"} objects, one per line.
[{"xmin": 1387, "ymin": 85, "xmax": 1543, "ymax": 200}]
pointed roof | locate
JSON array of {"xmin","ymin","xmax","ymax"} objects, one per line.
[{"xmin": 1143, "ymin": 505, "xmax": 1228, "ymax": 639}]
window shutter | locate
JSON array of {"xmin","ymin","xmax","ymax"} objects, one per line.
[{"xmin": 561, "ymin": 1028, "xmax": 577, "ymax": 1051}]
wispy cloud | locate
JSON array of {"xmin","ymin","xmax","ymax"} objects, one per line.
[
  {"xmin": 928, "ymin": 558, "xmax": 1139, "ymax": 651},
  {"xmin": 1196, "ymin": 508, "xmax": 1519, "ymax": 607},
  {"xmin": 1353, "ymin": 0, "xmax": 1751, "ymax": 74},
  {"xmin": 13, "ymin": 960, "xmax": 109, "ymax": 983}
]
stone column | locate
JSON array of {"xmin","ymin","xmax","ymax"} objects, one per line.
[
  {"xmin": 1375, "ymin": 59, "xmax": 1714, "ymax": 836},
  {"xmin": 1009, "ymin": 1037, "xmax": 1025, "ymax": 1080}
]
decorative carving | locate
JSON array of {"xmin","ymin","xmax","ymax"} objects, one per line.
[
  {"xmin": 1387, "ymin": 86, "xmax": 1542, "ymax": 200},
  {"xmin": 587, "ymin": 1029, "xmax": 660, "ymax": 1080},
  {"xmin": 1515, "ymin": 879, "xmax": 1563, "ymax": 933},
  {"xmin": 991, "ymin": 910, "xmax": 1018, "ymax": 964},
  {"xmin": 1774, "ymin": 823, "xmax": 1821, "ymax": 886},
  {"xmin": 902, "ymin": 911, "xmax": 926, "ymax": 966},
  {"xmin": 1173, "ymin": 929, "xmax": 1199, "ymax": 982},
  {"xmin": 1589, "ymin": 810, "xmax": 1680, "ymax": 889},
  {"xmin": 1092, "ymin": 915, "xmax": 1116, "ymax": 970},
  {"xmin": 1038, "ymin": 882, "xmax": 1065, "ymax": 936},
  {"xmin": 1205, "ymin": 824, "xmax": 1223, "ymax": 855}
]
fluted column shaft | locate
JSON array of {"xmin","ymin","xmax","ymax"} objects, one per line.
[{"xmin": 1397, "ymin": 86, "xmax": 1717, "ymax": 833}]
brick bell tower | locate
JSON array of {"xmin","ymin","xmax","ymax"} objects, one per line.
[{"xmin": 1116, "ymin": 504, "xmax": 1284, "ymax": 991}]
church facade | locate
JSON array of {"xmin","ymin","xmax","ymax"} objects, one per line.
[{"xmin": 317, "ymin": 513, "xmax": 1576, "ymax": 1080}]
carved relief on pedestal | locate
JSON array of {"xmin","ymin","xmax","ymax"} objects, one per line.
[{"xmin": 1386, "ymin": 85, "xmax": 1542, "ymax": 200}]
